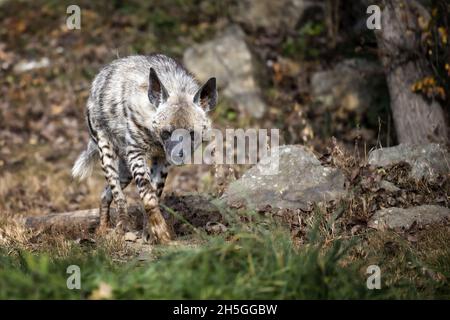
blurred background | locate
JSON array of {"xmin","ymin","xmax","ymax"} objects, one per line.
[{"xmin": 0, "ymin": 0, "xmax": 448, "ymax": 217}]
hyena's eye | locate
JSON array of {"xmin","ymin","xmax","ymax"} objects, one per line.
[{"xmin": 161, "ymin": 130, "xmax": 171, "ymax": 141}]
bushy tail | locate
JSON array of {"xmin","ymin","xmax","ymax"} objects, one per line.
[{"xmin": 72, "ymin": 139, "xmax": 99, "ymax": 181}]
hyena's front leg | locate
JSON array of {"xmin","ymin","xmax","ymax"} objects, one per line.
[
  {"xmin": 97, "ymin": 136, "xmax": 130, "ymax": 234},
  {"xmin": 127, "ymin": 146, "xmax": 173, "ymax": 244},
  {"xmin": 150, "ymin": 158, "xmax": 170, "ymax": 198}
]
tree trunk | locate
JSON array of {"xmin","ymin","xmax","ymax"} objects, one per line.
[{"xmin": 375, "ymin": 0, "xmax": 448, "ymax": 144}]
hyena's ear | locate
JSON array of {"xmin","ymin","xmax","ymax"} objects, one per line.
[
  {"xmin": 148, "ymin": 68, "xmax": 169, "ymax": 108},
  {"xmin": 193, "ymin": 77, "xmax": 217, "ymax": 112}
]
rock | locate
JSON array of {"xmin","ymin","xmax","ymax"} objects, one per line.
[
  {"xmin": 230, "ymin": 0, "xmax": 312, "ymax": 32},
  {"xmin": 311, "ymin": 58, "xmax": 385, "ymax": 114},
  {"xmin": 124, "ymin": 232, "xmax": 138, "ymax": 242},
  {"xmin": 368, "ymin": 205, "xmax": 450, "ymax": 231},
  {"xmin": 13, "ymin": 57, "xmax": 50, "ymax": 73},
  {"xmin": 205, "ymin": 222, "xmax": 227, "ymax": 234},
  {"xmin": 379, "ymin": 180, "xmax": 401, "ymax": 193},
  {"xmin": 222, "ymin": 145, "xmax": 348, "ymax": 211},
  {"xmin": 368, "ymin": 144, "xmax": 449, "ymax": 180},
  {"xmin": 183, "ymin": 25, "xmax": 266, "ymax": 118}
]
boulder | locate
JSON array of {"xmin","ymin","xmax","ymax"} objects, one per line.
[
  {"xmin": 368, "ymin": 205, "xmax": 450, "ymax": 231},
  {"xmin": 222, "ymin": 145, "xmax": 348, "ymax": 211},
  {"xmin": 183, "ymin": 25, "xmax": 266, "ymax": 118},
  {"xmin": 368, "ymin": 144, "xmax": 449, "ymax": 180},
  {"xmin": 230, "ymin": 0, "xmax": 312, "ymax": 33}
]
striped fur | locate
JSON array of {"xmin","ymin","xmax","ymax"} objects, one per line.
[{"xmin": 72, "ymin": 54, "xmax": 217, "ymax": 243}]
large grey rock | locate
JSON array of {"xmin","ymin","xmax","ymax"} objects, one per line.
[
  {"xmin": 222, "ymin": 145, "xmax": 347, "ymax": 211},
  {"xmin": 183, "ymin": 25, "xmax": 266, "ymax": 118},
  {"xmin": 230, "ymin": 0, "xmax": 313, "ymax": 32},
  {"xmin": 311, "ymin": 59, "xmax": 384, "ymax": 113},
  {"xmin": 368, "ymin": 144, "xmax": 449, "ymax": 180},
  {"xmin": 368, "ymin": 205, "xmax": 450, "ymax": 231}
]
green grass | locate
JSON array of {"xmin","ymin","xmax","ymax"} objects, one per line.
[
  {"xmin": 1, "ymin": 212, "xmax": 447, "ymax": 300},
  {"xmin": 0, "ymin": 232, "xmax": 356, "ymax": 299}
]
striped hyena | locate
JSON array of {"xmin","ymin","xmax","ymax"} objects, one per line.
[{"xmin": 72, "ymin": 54, "xmax": 217, "ymax": 243}]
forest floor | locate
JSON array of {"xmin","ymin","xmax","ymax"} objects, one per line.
[
  {"xmin": 1, "ymin": 141, "xmax": 449, "ymax": 299},
  {"xmin": 0, "ymin": 0, "xmax": 449, "ymax": 299}
]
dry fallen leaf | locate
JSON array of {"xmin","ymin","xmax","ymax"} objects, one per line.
[{"xmin": 89, "ymin": 282, "xmax": 113, "ymax": 300}]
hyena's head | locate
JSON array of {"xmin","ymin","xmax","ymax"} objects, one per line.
[{"xmin": 148, "ymin": 68, "xmax": 217, "ymax": 165}]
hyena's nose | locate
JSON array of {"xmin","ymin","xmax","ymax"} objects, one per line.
[{"xmin": 161, "ymin": 129, "xmax": 172, "ymax": 141}]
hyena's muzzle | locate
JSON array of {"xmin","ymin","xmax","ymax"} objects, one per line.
[{"xmin": 161, "ymin": 129, "xmax": 201, "ymax": 165}]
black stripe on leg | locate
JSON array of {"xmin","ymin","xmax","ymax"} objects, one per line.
[
  {"xmin": 131, "ymin": 162, "xmax": 144, "ymax": 172},
  {"xmin": 104, "ymin": 164, "xmax": 118, "ymax": 174},
  {"xmin": 102, "ymin": 152, "xmax": 113, "ymax": 159},
  {"xmin": 127, "ymin": 142, "xmax": 142, "ymax": 150},
  {"xmin": 157, "ymin": 182, "xmax": 165, "ymax": 189},
  {"xmin": 128, "ymin": 153, "xmax": 142, "ymax": 163}
]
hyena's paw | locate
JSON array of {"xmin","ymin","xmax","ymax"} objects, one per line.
[
  {"xmin": 115, "ymin": 218, "xmax": 133, "ymax": 235},
  {"xmin": 96, "ymin": 221, "xmax": 113, "ymax": 236},
  {"xmin": 148, "ymin": 213, "xmax": 174, "ymax": 244},
  {"xmin": 142, "ymin": 229, "xmax": 178, "ymax": 245}
]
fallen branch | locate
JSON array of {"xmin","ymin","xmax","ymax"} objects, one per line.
[
  {"xmin": 23, "ymin": 206, "xmax": 144, "ymax": 233},
  {"xmin": 20, "ymin": 195, "xmax": 223, "ymax": 235}
]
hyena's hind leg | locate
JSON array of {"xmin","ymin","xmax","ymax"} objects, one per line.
[
  {"xmin": 98, "ymin": 158, "xmax": 132, "ymax": 233},
  {"xmin": 97, "ymin": 135, "xmax": 131, "ymax": 234}
]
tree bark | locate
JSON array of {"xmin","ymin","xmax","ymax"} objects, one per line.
[{"xmin": 375, "ymin": 0, "xmax": 448, "ymax": 144}]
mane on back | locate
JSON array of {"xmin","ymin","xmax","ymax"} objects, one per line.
[{"xmin": 146, "ymin": 54, "xmax": 199, "ymax": 96}]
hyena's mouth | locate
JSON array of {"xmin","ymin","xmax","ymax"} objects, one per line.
[
  {"xmin": 165, "ymin": 138, "xmax": 202, "ymax": 166},
  {"xmin": 164, "ymin": 140, "xmax": 186, "ymax": 165},
  {"xmin": 163, "ymin": 129, "xmax": 201, "ymax": 165}
]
